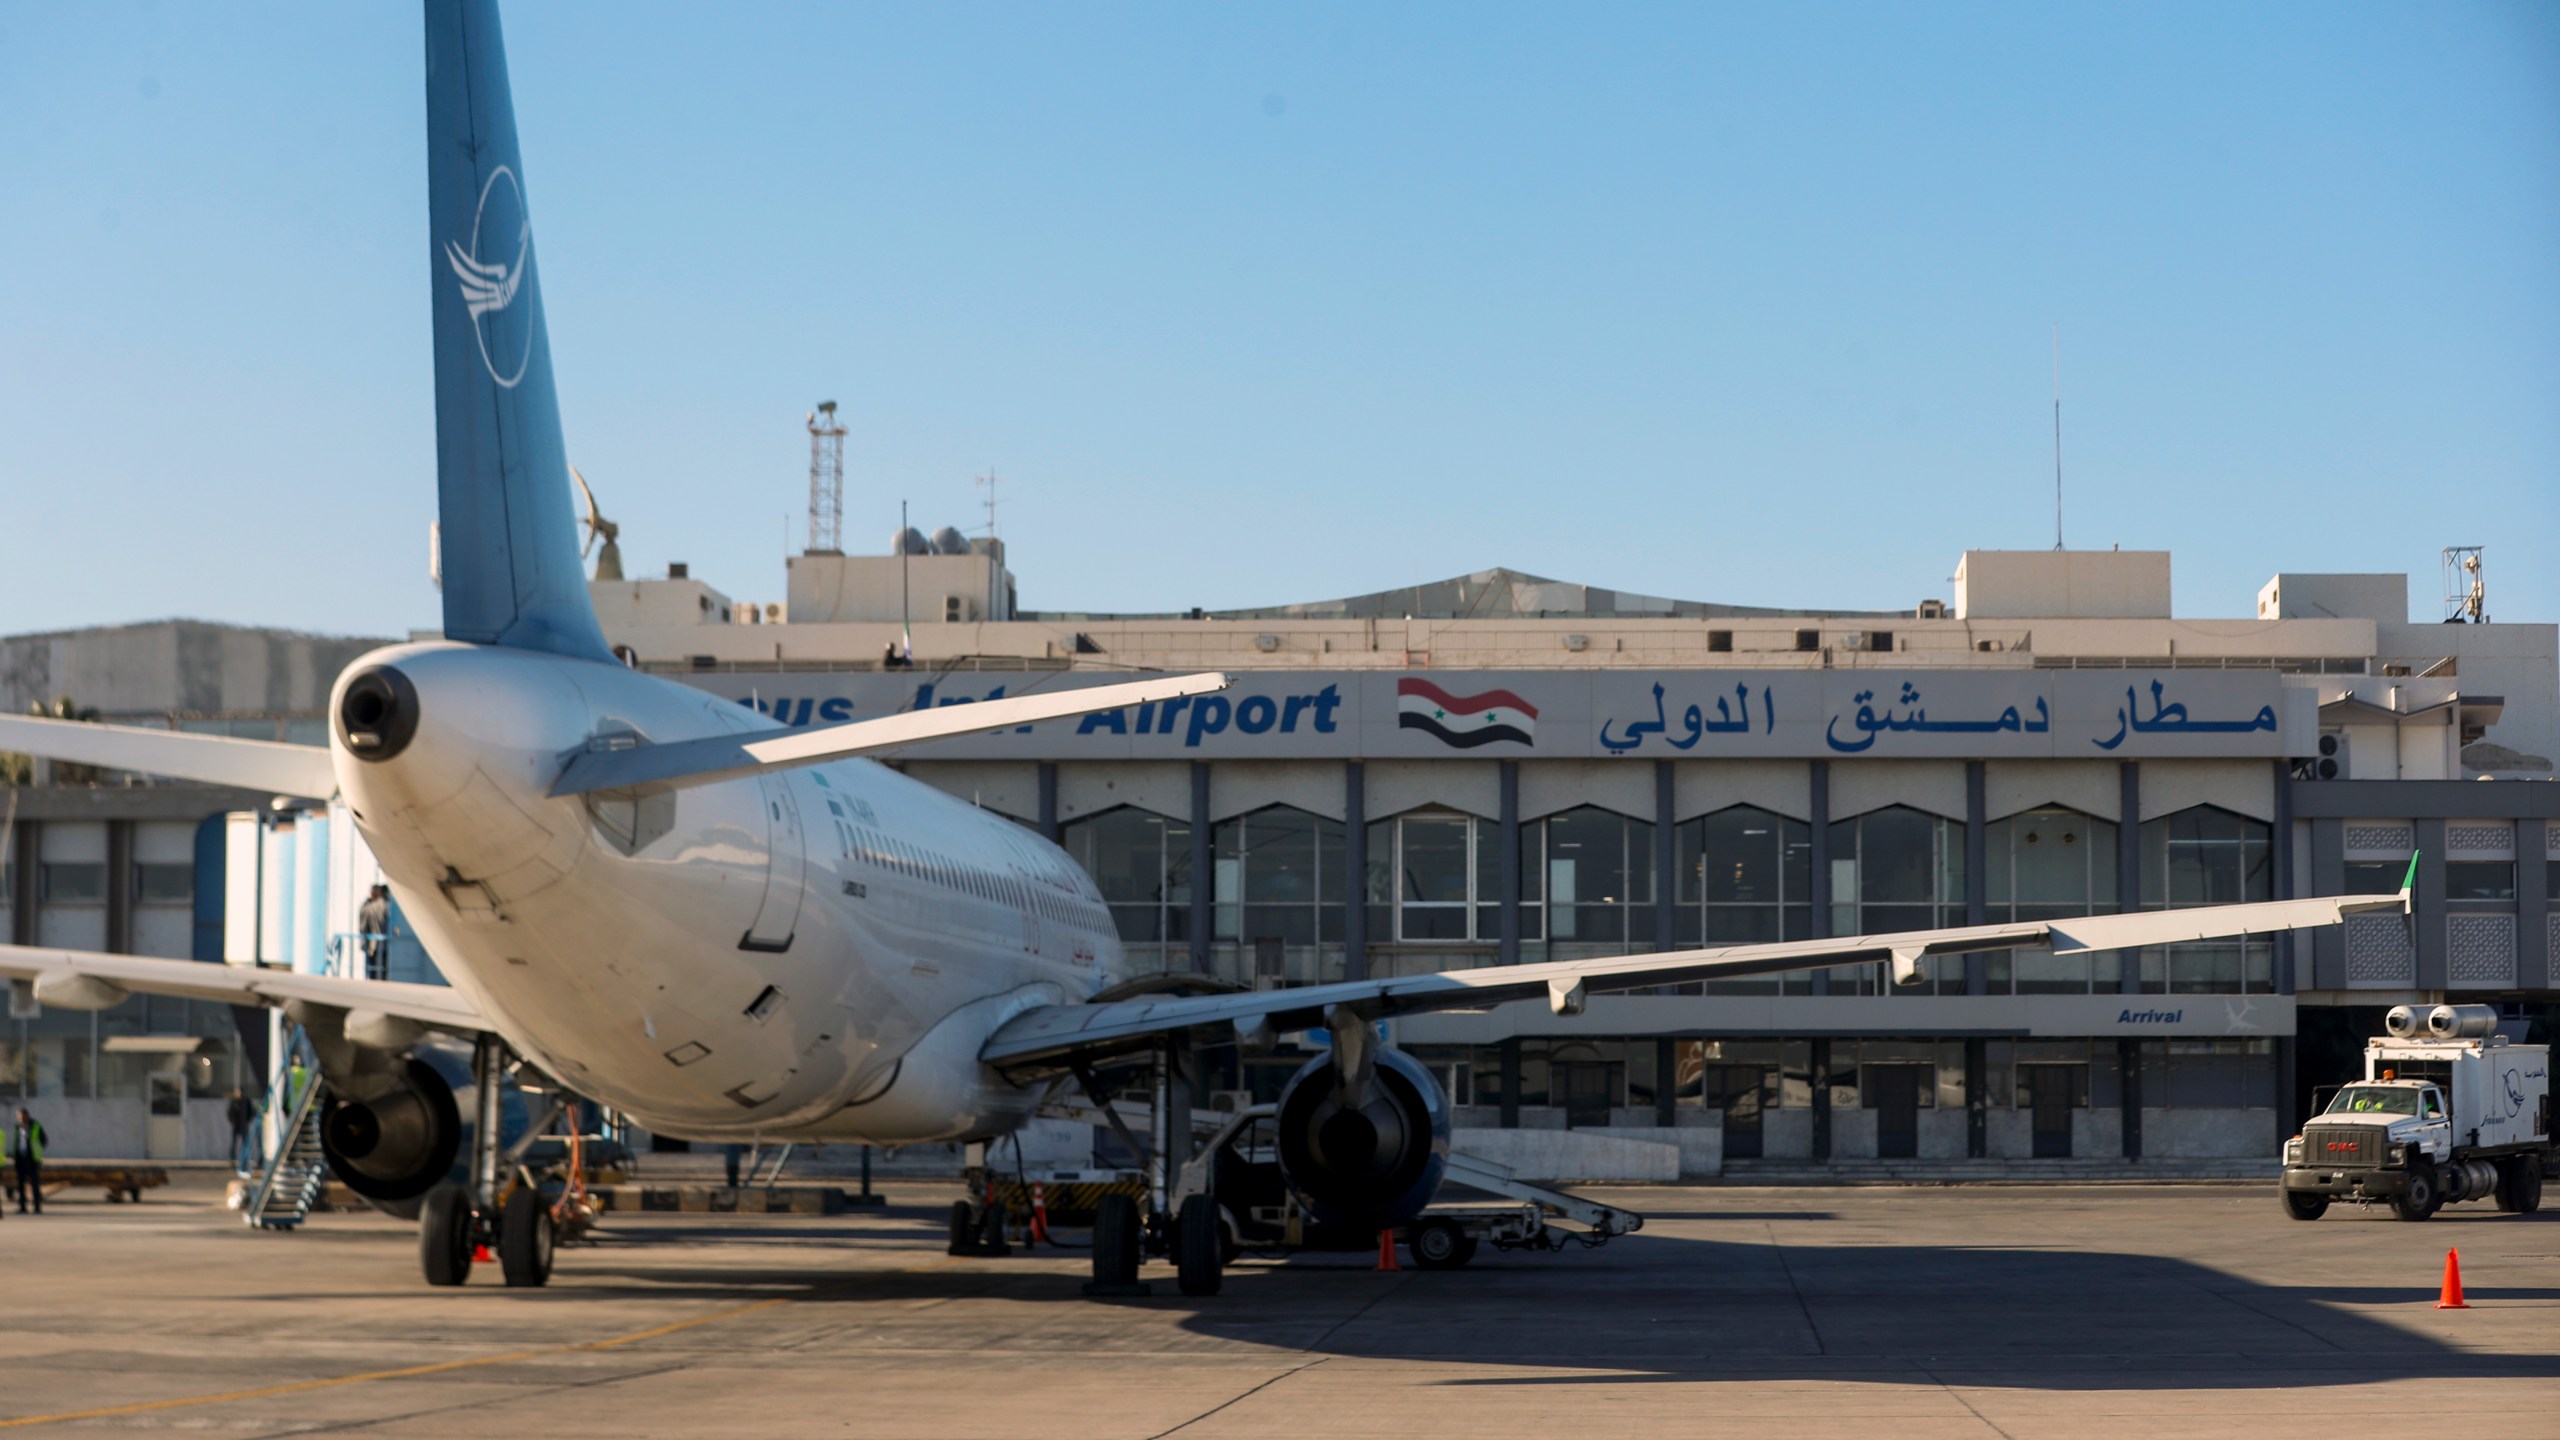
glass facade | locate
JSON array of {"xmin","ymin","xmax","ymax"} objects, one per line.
[
  {"xmin": 1058, "ymin": 807, "xmax": 1193, "ymax": 975},
  {"xmin": 1211, "ymin": 806, "xmax": 1346, "ymax": 985},
  {"xmin": 2137, "ymin": 806, "xmax": 2275, "ymax": 993},
  {"xmin": 1985, "ymin": 807, "xmax": 2119, "ymax": 994},
  {"xmin": 1825, "ymin": 806, "xmax": 1966, "ymax": 994},
  {"xmin": 1676, "ymin": 807, "xmax": 1812, "ymax": 994}
]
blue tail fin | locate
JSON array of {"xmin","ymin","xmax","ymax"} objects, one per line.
[{"xmin": 422, "ymin": 0, "xmax": 611, "ymax": 662}]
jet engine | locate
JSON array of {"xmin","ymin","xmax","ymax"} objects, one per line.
[
  {"xmin": 1273, "ymin": 1045, "xmax": 1450, "ymax": 1230},
  {"xmin": 320, "ymin": 1055, "xmax": 463, "ymax": 1219}
]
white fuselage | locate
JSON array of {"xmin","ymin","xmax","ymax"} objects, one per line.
[{"xmin": 331, "ymin": 641, "xmax": 1126, "ymax": 1143}]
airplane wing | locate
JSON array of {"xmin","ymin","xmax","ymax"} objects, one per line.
[
  {"xmin": 0, "ymin": 944, "xmax": 490, "ymax": 1037},
  {"xmin": 981, "ymin": 889, "xmax": 2411, "ymax": 1073},
  {"xmin": 549, "ymin": 670, "xmax": 1232, "ymax": 797},
  {"xmin": 0, "ymin": 714, "xmax": 337, "ymax": 799}
]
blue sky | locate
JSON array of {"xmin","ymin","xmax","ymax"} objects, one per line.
[{"xmin": 3, "ymin": 2, "xmax": 2554, "ymax": 638}]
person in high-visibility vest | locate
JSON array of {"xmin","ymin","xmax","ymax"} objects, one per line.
[
  {"xmin": 10, "ymin": 1108, "xmax": 45, "ymax": 1215},
  {"xmin": 286, "ymin": 1057, "xmax": 309, "ymax": 1117}
]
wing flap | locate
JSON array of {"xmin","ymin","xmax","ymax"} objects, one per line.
[
  {"xmin": 0, "ymin": 714, "xmax": 336, "ymax": 799},
  {"xmin": 982, "ymin": 890, "xmax": 2409, "ymax": 1071},
  {"xmin": 0, "ymin": 945, "xmax": 489, "ymax": 1035}
]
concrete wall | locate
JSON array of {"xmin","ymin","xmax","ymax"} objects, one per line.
[
  {"xmin": 1955, "ymin": 551, "xmax": 2171, "ymax": 621},
  {"xmin": 1830, "ymin": 1108, "xmax": 1878, "ymax": 1159},
  {"xmin": 37, "ymin": 1098, "xmax": 234, "ymax": 1162},
  {"xmin": 0, "ymin": 622, "xmax": 388, "ymax": 718},
  {"xmin": 2142, "ymin": 1108, "xmax": 2276, "ymax": 1160},
  {"xmin": 1452, "ymin": 1127, "xmax": 1677, "ymax": 1183},
  {"xmin": 1917, "ymin": 1108, "xmax": 1968, "ymax": 1159},
  {"xmin": 1763, "ymin": 1108, "xmax": 1815, "ymax": 1160},
  {"xmin": 1585, "ymin": 1123, "xmax": 1722, "ymax": 1178}
]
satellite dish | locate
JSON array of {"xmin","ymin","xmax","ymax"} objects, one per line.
[{"xmin": 571, "ymin": 467, "xmax": 624, "ymax": 581}]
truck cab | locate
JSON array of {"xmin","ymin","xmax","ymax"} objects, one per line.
[{"xmin": 2303, "ymin": 1081, "xmax": 2453, "ymax": 1163}]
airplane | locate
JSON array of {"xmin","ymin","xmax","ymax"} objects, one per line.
[{"xmin": 0, "ymin": 0, "xmax": 2411, "ymax": 1294}]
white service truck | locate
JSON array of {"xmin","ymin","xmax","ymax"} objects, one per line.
[{"xmin": 2279, "ymin": 1004, "xmax": 2550, "ymax": 1222}]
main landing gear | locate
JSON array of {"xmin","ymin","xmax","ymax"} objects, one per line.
[{"xmin": 419, "ymin": 1034, "xmax": 560, "ymax": 1289}]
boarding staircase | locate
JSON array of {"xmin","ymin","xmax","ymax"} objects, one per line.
[{"xmin": 244, "ymin": 1030, "xmax": 330, "ymax": 1231}]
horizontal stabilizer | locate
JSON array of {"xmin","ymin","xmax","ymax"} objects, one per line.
[
  {"xmin": 0, "ymin": 944, "xmax": 488, "ymax": 1035},
  {"xmin": 0, "ymin": 714, "xmax": 336, "ymax": 799},
  {"xmin": 550, "ymin": 672, "xmax": 1234, "ymax": 797}
]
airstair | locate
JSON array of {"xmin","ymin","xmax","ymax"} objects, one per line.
[{"xmin": 243, "ymin": 1031, "xmax": 329, "ymax": 1231}]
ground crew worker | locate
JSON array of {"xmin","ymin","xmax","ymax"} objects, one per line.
[
  {"xmin": 11, "ymin": 1108, "xmax": 45, "ymax": 1215},
  {"xmin": 286, "ymin": 1055, "xmax": 309, "ymax": 1117},
  {"xmin": 226, "ymin": 1088, "xmax": 257, "ymax": 1175}
]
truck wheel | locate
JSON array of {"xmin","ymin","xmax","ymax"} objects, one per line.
[
  {"xmin": 1410, "ymin": 1218, "xmax": 1471, "ymax": 1269},
  {"xmin": 1092, "ymin": 1194, "xmax": 1141, "ymax": 1287},
  {"xmin": 2493, "ymin": 1159, "xmax": 2524, "ymax": 1213},
  {"xmin": 2393, "ymin": 1165, "xmax": 2438, "ymax": 1222},
  {"xmin": 2280, "ymin": 1190, "xmax": 2328, "ymax": 1222},
  {"xmin": 2515, "ymin": 1157, "xmax": 2543, "ymax": 1216},
  {"xmin": 1175, "ymin": 1194, "xmax": 1223, "ymax": 1297}
]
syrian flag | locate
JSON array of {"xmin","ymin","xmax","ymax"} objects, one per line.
[{"xmin": 1397, "ymin": 678, "xmax": 1537, "ymax": 748}]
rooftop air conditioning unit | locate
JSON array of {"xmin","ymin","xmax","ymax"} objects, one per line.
[
  {"xmin": 1918, "ymin": 599, "xmax": 1948, "ymax": 619},
  {"xmin": 1839, "ymin": 632, "xmax": 1868, "ymax": 652}
]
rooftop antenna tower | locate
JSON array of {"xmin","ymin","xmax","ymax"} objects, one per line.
[
  {"xmin": 2052, "ymin": 325, "xmax": 2064, "ymax": 550},
  {"xmin": 2441, "ymin": 546, "xmax": 2486, "ymax": 623},
  {"xmin": 806, "ymin": 400, "xmax": 845, "ymax": 555},
  {"xmin": 975, "ymin": 469, "xmax": 1001, "ymax": 544}
]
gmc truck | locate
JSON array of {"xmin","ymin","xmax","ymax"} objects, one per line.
[{"xmin": 2280, "ymin": 1004, "xmax": 2550, "ymax": 1222}]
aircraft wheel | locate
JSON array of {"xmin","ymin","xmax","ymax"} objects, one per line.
[
  {"xmin": 1175, "ymin": 1195, "xmax": 1223, "ymax": 1297},
  {"xmin": 1092, "ymin": 1194, "xmax": 1141, "ymax": 1287},
  {"xmin": 947, "ymin": 1200, "xmax": 977, "ymax": 1255},
  {"xmin": 980, "ymin": 1199, "xmax": 1012, "ymax": 1257},
  {"xmin": 2280, "ymin": 1190, "xmax": 2328, "ymax": 1222},
  {"xmin": 420, "ymin": 1183, "xmax": 476, "ymax": 1287},
  {"xmin": 1410, "ymin": 1218, "xmax": 1472, "ymax": 1269},
  {"xmin": 500, "ymin": 1188, "xmax": 554, "ymax": 1288}
]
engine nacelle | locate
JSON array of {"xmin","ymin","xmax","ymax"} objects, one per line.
[
  {"xmin": 1274, "ymin": 1046, "xmax": 1450, "ymax": 1230},
  {"xmin": 321, "ymin": 1055, "xmax": 463, "ymax": 1219}
]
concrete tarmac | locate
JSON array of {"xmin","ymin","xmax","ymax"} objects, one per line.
[{"xmin": 0, "ymin": 1175, "xmax": 2554, "ymax": 1437}]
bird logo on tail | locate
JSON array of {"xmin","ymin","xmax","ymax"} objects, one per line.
[{"xmin": 445, "ymin": 165, "xmax": 534, "ymax": 387}]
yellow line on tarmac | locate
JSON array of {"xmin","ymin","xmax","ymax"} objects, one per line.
[{"xmin": 0, "ymin": 1257, "xmax": 960, "ymax": 1430}]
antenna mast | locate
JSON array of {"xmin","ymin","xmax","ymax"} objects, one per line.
[
  {"xmin": 975, "ymin": 470, "xmax": 1001, "ymax": 543},
  {"xmin": 807, "ymin": 400, "xmax": 845, "ymax": 555},
  {"xmin": 2052, "ymin": 326, "xmax": 2064, "ymax": 550}
]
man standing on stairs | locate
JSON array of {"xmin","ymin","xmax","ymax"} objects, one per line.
[{"xmin": 10, "ymin": 1109, "xmax": 45, "ymax": 1215}]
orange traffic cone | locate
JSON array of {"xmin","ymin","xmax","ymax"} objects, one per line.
[
  {"xmin": 1374, "ymin": 1228, "xmax": 1401, "ymax": 1273},
  {"xmin": 2436, "ymin": 1248, "xmax": 2470, "ymax": 1309}
]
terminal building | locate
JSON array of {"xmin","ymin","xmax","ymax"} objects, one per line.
[
  {"xmin": 0, "ymin": 621, "xmax": 392, "ymax": 1156},
  {"xmin": 7, "ymin": 546, "xmax": 2556, "ymax": 1173},
  {"xmin": 599, "ymin": 540, "xmax": 2558, "ymax": 1172}
]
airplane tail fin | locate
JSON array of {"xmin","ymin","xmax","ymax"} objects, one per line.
[{"xmin": 422, "ymin": 0, "xmax": 611, "ymax": 662}]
